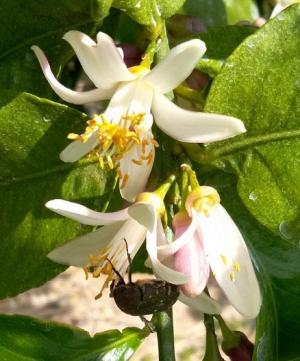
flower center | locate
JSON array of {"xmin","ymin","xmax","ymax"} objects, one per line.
[{"xmin": 68, "ymin": 113, "xmax": 158, "ymax": 172}]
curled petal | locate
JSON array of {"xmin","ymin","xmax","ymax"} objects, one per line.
[
  {"xmin": 47, "ymin": 222, "xmax": 125, "ymax": 266},
  {"xmin": 157, "ymin": 209, "xmax": 198, "ymax": 257},
  {"xmin": 31, "ymin": 46, "xmax": 115, "ymax": 104},
  {"xmin": 146, "ymin": 215, "xmax": 188, "ymax": 285},
  {"xmin": 179, "ymin": 292, "xmax": 221, "ymax": 315},
  {"xmin": 128, "ymin": 202, "xmax": 156, "ymax": 232},
  {"xmin": 152, "ymin": 92, "xmax": 246, "ymax": 143},
  {"xmin": 59, "ymin": 130, "xmax": 99, "ymax": 163},
  {"xmin": 119, "ymin": 133, "xmax": 155, "ymax": 202},
  {"xmin": 144, "ymin": 39, "xmax": 206, "ymax": 94},
  {"xmin": 46, "ymin": 199, "xmax": 129, "ymax": 225},
  {"xmin": 197, "ymin": 204, "xmax": 261, "ymax": 318},
  {"xmin": 63, "ymin": 31, "xmax": 134, "ymax": 89}
]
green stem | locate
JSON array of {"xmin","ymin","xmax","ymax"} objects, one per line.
[{"xmin": 154, "ymin": 307, "xmax": 176, "ymax": 361}]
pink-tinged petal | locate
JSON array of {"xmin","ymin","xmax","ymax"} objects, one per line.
[
  {"xmin": 197, "ymin": 204, "xmax": 261, "ymax": 318},
  {"xmin": 144, "ymin": 39, "xmax": 206, "ymax": 94},
  {"xmin": 152, "ymin": 92, "xmax": 246, "ymax": 143},
  {"xmin": 174, "ymin": 232, "xmax": 210, "ymax": 297},
  {"xmin": 119, "ymin": 133, "xmax": 154, "ymax": 202},
  {"xmin": 63, "ymin": 31, "xmax": 134, "ymax": 89},
  {"xmin": 47, "ymin": 221, "xmax": 125, "ymax": 266},
  {"xmin": 31, "ymin": 46, "xmax": 115, "ymax": 104},
  {"xmin": 146, "ymin": 215, "xmax": 188, "ymax": 284},
  {"xmin": 157, "ymin": 210, "xmax": 198, "ymax": 257},
  {"xmin": 179, "ymin": 292, "xmax": 221, "ymax": 314},
  {"xmin": 46, "ymin": 199, "xmax": 129, "ymax": 225},
  {"xmin": 59, "ymin": 129, "xmax": 99, "ymax": 163}
]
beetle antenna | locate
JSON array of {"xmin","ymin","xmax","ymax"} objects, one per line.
[
  {"xmin": 122, "ymin": 238, "xmax": 133, "ymax": 284},
  {"xmin": 105, "ymin": 257, "xmax": 125, "ymax": 283}
]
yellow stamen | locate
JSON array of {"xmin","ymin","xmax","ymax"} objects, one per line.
[
  {"xmin": 120, "ymin": 173, "xmax": 129, "ymax": 189},
  {"xmin": 229, "ymin": 271, "xmax": 236, "ymax": 282},
  {"xmin": 132, "ymin": 159, "xmax": 143, "ymax": 165},
  {"xmin": 233, "ymin": 261, "xmax": 241, "ymax": 272},
  {"xmin": 220, "ymin": 254, "xmax": 228, "ymax": 266}
]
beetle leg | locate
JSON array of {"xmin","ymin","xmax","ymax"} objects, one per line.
[{"xmin": 140, "ymin": 316, "xmax": 155, "ymax": 333}]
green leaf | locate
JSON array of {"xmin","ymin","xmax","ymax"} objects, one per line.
[
  {"xmin": 0, "ymin": 314, "xmax": 147, "ymax": 361},
  {"xmin": 205, "ymin": 172, "xmax": 300, "ymax": 360},
  {"xmin": 223, "ymin": 0, "xmax": 259, "ymax": 24},
  {"xmin": 201, "ymin": 5, "xmax": 300, "ymax": 237},
  {"xmin": 0, "ymin": 1, "xmax": 103, "ymax": 97},
  {"xmin": 196, "ymin": 25, "xmax": 256, "ymax": 77},
  {"xmin": 0, "ymin": 91, "xmax": 118, "ymax": 299},
  {"xmin": 112, "ymin": 0, "xmax": 185, "ymax": 26},
  {"xmin": 182, "ymin": 0, "xmax": 227, "ymax": 27}
]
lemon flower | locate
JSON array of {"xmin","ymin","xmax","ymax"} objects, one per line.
[
  {"xmin": 143, "ymin": 186, "xmax": 261, "ymax": 318},
  {"xmin": 46, "ymin": 194, "xmax": 220, "ymax": 314},
  {"xmin": 32, "ymin": 31, "xmax": 245, "ymax": 201}
]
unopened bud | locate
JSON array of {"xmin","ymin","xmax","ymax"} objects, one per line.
[
  {"xmin": 222, "ymin": 331, "xmax": 254, "ymax": 361},
  {"xmin": 217, "ymin": 315, "xmax": 254, "ymax": 361}
]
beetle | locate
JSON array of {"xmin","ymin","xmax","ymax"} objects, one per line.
[{"xmin": 108, "ymin": 239, "xmax": 180, "ymax": 316}]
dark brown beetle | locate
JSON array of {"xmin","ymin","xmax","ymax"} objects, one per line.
[{"xmin": 108, "ymin": 239, "xmax": 179, "ymax": 316}]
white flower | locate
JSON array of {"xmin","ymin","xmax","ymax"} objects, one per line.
[
  {"xmin": 270, "ymin": 0, "xmax": 300, "ymax": 18},
  {"xmin": 46, "ymin": 194, "xmax": 220, "ymax": 313},
  {"xmin": 32, "ymin": 31, "xmax": 246, "ymax": 202},
  {"xmin": 147, "ymin": 186, "xmax": 261, "ymax": 319}
]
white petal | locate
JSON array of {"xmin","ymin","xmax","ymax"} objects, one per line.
[
  {"xmin": 108, "ymin": 218, "xmax": 146, "ymax": 273},
  {"xmin": 46, "ymin": 199, "xmax": 129, "ymax": 225},
  {"xmin": 128, "ymin": 202, "xmax": 156, "ymax": 232},
  {"xmin": 146, "ymin": 216, "xmax": 188, "ymax": 284},
  {"xmin": 144, "ymin": 39, "xmax": 206, "ymax": 94},
  {"xmin": 119, "ymin": 133, "xmax": 154, "ymax": 202},
  {"xmin": 63, "ymin": 31, "xmax": 134, "ymax": 89},
  {"xmin": 31, "ymin": 46, "xmax": 115, "ymax": 104},
  {"xmin": 270, "ymin": 3, "xmax": 285, "ymax": 17},
  {"xmin": 59, "ymin": 130, "xmax": 98, "ymax": 163},
  {"xmin": 179, "ymin": 292, "xmax": 221, "ymax": 315},
  {"xmin": 157, "ymin": 210, "xmax": 198, "ymax": 257},
  {"xmin": 197, "ymin": 204, "xmax": 261, "ymax": 318},
  {"xmin": 152, "ymin": 93, "xmax": 246, "ymax": 143},
  {"xmin": 104, "ymin": 81, "xmax": 137, "ymax": 123},
  {"xmin": 47, "ymin": 222, "xmax": 125, "ymax": 266}
]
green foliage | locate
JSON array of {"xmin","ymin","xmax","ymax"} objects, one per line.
[
  {"xmin": 197, "ymin": 5, "xmax": 300, "ymax": 360},
  {"xmin": 203, "ymin": 5, "xmax": 300, "ymax": 237},
  {"xmin": 223, "ymin": 0, "xmax": 259, "ymax": 24},
  {"xmin": 0, "ymin": 314, "xmax": 147, "ymax": 361},
  {"xmin": 112, "ymin": 0, "xmax": 185, "ymax": 25},
  {"xmin": 0, "ymin": 91, "xmax": 117, "ymax": 299},
  {"xmin": 0, "ymin": 0, "xmax": 105, "ymax": 98}
]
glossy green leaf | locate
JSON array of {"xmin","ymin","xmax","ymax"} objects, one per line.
[
  {"xmin": 201, "ymin": 5, "xmax": 300, "ymax": 237},
  {"xmin": 112, "ymin": 0, "xmax": 185, "ymax": 26},
  {"xmin": 0, "ymin": 314, "xmax": 147, "ymax": 361},
  {"xmin": 205, "ymin": 172, "xmax": 300, "ymax": 360},
  {"xmin": 0, "ymin": 1, "xmax": 103, "ymax": 97},
  {"xmin": 0, "ymin": 91, "xmax": 118, "ymax": 299},
  {"xmin": 182, "ymin": 0, "xmax": 227, "ymax": 27},
  {"xmin": 223, "ymin": 0, "xmax": 259, "ymax": 24},
  {"xmin": 197, "ymin": 25, "xmax": 256, "ymax": 77}
]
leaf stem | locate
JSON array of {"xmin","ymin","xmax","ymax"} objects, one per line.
[{"xmin": 154, "ymin": 307, "xmax": 176, "ymax": 361}]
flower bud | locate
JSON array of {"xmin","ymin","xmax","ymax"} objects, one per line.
[{"xmin": 222, "ymin": 331, "xmax": 254, "ymax": 361}]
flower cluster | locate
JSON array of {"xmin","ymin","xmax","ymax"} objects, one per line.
[{"xmin": 33, "ymin": 31, "xmax": 261, "ymax": 318}]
